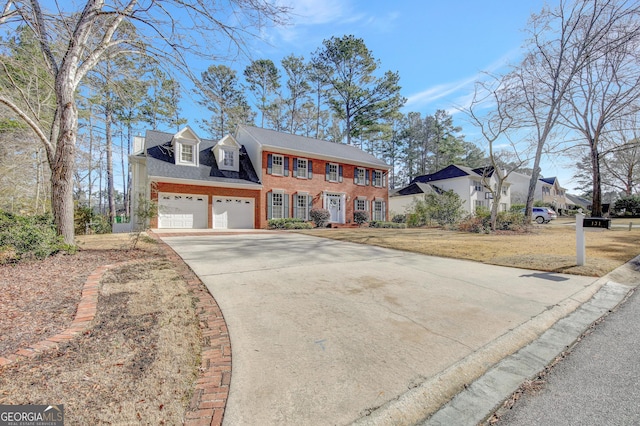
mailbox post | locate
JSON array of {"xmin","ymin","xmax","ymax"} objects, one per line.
[
  {"xmin": 576, "ymin": 214, "xmax": 612, "ymax": 266},
  {"xmin": 576, "ymin": 212, "xmax": 585, "ymax": 266}
]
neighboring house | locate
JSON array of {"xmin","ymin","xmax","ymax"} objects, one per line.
[
  {"xmin": 565, "ymin": 193, "xmax": 591, "ymax": 211},
  {"xmin": 130, "ymin": 125, "xmax": 390, "ymax": 229},
  {"xmin": 389, "ymin": 164, "xmax": 511, "ymax": 215},
  {"xmin": 509, "ymin": 172, "xmax": 568, "ymax": 211},
  {"xmin": 388, "ymin": 182, "xmax": 439, "ymax": 215}
]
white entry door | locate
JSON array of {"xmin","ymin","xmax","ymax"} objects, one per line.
[
  {"xmin": 326, "ymin": 194, "xmax": 342, "ymax": 223},
  {"xmin": 212, "ymin": 197, "xmax": 255, "ymax": 229},
  {"xmin": 158, "ymin": 193, "xmax": 208, "ymax": 229}
]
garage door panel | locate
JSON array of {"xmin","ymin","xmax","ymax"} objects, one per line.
[
  {"xmin": 213, "ymin": 197, "xmax": 254, "ymax": 229},
  {"xmin": 158, "ymin": 193, "xmax": 208, "ymax": 229}
]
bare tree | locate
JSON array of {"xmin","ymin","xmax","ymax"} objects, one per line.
[
  {"xmin": 465, "ymin": 75, "xmax": 531, "ymax": 231},
  {"xmin": 0, "ymin": 0, "xmax": 289, "ymax": 244},
  {"xmin": 512, "ymin": 0, "xmax": 640, "ymax": 220},
  {"xmin": 559, "ymin": 10, "xmax": 640, "ymax": 215}
]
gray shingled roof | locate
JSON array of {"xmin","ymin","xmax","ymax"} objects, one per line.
[
  {"xmin": 141, "ymin": 130, "xmax": 261, "ymax": 187},
  {"xmin": 236, "ymin": 125, "xmax": 389, "ymax": 169}
]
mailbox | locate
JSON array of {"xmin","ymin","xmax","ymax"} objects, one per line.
[{"xmin": 583, "ymin": 217, "xmax": 611, "ymax": 229}]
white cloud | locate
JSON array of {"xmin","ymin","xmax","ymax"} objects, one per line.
[{"xmin": 405, "ymin": 75, "xmax": 479, "ymax": 109}]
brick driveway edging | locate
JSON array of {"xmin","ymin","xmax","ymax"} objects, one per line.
[
  {"xmin": 148, "ymin": 231, "xmax": 232, "ymax": 426},
  {"xmin": 0, "ymin": 262, "xmax": 123, "ymax": 366}
]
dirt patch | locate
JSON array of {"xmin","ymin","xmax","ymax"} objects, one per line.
[{"xmin": 0, "ymin": 235, "xmax": 202, "ymax": 425}]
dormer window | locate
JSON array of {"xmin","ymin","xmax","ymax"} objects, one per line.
[
  {"xmin": 181, "ymin": 144, "xmax": 194, "ymax": 163},
  {"xmin": 222, "ymin": 148, "xmax": 235, "ymax": 168},
  {"xmin": 172, "ymin": 126, "xmax": 201, "ymax": 167},
  {"xmin": 213, "ymin": 134, "xmax": 241, "ymax": 172}
]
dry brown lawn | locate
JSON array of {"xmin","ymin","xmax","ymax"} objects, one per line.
[
  {"xmin": 297, "ymin": 219, "xmax": 640, "ymax": 277},
  {"xmin": 0, "ymin": 234, "xmax": 201, "ymax": 425}
]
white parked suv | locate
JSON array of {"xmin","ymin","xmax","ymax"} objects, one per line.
[{"xmin": 530, "ymin": 207, "xmax": 558, "ymax": 224}]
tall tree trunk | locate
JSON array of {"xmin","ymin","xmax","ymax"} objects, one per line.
[
  {"xmin": 106, "ymin": 107, "xmax": 115, "ymax": 227},
  {"xmin": 591, "ymin": 144, "xmax": 603, "ymax": 216},
  {"xmin": 51, "ymin": 99, "xmax": 77, "ymax": 245}
]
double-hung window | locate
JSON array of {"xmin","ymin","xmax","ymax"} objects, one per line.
[
  {"xmin": 268, "ymin": 191, "xmax": 288, "ymax": 219},
  {"xmin": 355, "ymin": 168, "xmax": 366, "ymax": 185},
  {"xmin": 372, "ymin": 200, "xmax": 385, "ymax": 221},
  {"xmin": 373, "ymin": 170, "xmax": 384, "ymax": 187},
  {"xmin": 294, "ymin": 193, "xmax": 311, "ymax": 220},
  {"xmin": 222, "ymin": 148, "xmax": 234, "ymax": 167},
  {"xmin": 473, "ymin": 180, "xmax": 483, "ymax": 192},
  {"xmin": 297, "ymin": 159, "xmax": 308, "ymax": 178},
  {"xmin": 272, "ymin": 154, "xmax": 284, "ymax": 175},
  {"xmin": 328, "ymin": 163, "xmax": 338, "ymax": 182},
  {"xmin": 181, "ymin": 144, "xmax": 194, "ymax": 163}
]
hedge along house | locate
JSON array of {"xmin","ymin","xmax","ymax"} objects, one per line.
[{"xmin": 130, "ymin": 125, "xmax": 390, "ymax": 230}]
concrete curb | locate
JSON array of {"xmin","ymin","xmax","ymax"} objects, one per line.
[{"xmin": 423, "ymin": 280, "xmax": 634, "ymax": 426}]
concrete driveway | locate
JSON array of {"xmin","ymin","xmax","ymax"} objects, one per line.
[{"xmin": 162, "ymin": 232, "xmax": 600, "ymax": 425}]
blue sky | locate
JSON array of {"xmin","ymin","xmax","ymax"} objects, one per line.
[{"xmin": 179, "ymin": 0, "xmax": 579, "ymax": 191}]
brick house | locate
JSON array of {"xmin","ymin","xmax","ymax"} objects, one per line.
[{"xmin": 129, "ymin": 125, "xmax": 390, "ymax": 229}]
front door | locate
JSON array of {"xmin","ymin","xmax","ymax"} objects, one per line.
[{"xmin": 327, "ymin": 194, "xmax": 342, "ymax": 223}]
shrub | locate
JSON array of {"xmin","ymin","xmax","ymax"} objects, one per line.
[
  {"xmin": 457, "ymin": 215, "xmax": 490, "ymax": 233},
  {"xmin": 0, "ymin": 211, "xmax": 68, "ymax": 262},
  {"xmin": 268, "ymin": 218, "xmax": 313, "ymax": 229},
  {"xmin": 391, "ymin": 214, "xmax": 406, "ymax": 224},
  {"xmin": 353, "ymin": 210, "xmax": 369, "ymax": 226},
  {"xmin": 613, "ymin": 196, "xmax": 640, "ymax": 217},
  {"xmin": 495, "ymin": 210, "xmax": 528, "ymax": 231},
  {"xmin": 406, "ymin": 190, "xmax": 465, "ymax": 227},
  {"xmin": 309, "ymin": 208, "xmax": 331, "ymax": 228},
  {"xmin": 369, "ymin": 221, "xmax": 406, "ymax": 229},
  {"xmin": 75, "ymin": 205, "xmax": 112, "ymax": 235}
]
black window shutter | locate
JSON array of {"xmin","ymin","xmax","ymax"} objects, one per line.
[
  {"xmin": 284, "ymin": 157, "xmax": 289, "ymax": 177},
  {"xmin": 308, "ymin": 160, "xmax": 313, "ymax": 179},
  {"xmin": 267, "ymin": 154, "xmax": 273, "ymax": 174},
  {"xmin": 325, "ymin": 163, "xmax": 330, "ymax": 181},
  {"xmin": 339, "ymin": 165, "xmax": 343, "ymax": 183}
]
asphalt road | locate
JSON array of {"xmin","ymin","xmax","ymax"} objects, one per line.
[{"xmin": 497, "ymin": 286, "xmax": 640, "ymax": 425}]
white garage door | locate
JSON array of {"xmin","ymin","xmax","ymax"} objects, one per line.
[
  {"xmin": 213, "ymin": 197, "xmax": 254, "ymax": 229},
  {"xmin": 158, "ymin": 193, "xmax": 208, "ymax": 229}
]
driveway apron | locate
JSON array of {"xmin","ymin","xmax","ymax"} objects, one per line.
[{"xmin": 162, "ymin": 232, "xmax": 598, "ymax": 425}]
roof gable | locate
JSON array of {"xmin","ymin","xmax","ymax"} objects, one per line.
[{"xmin": 171, "ymin": 126, "xmax": 201, "ymax": 146}]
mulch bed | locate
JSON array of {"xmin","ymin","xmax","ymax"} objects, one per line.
[{"xmin": 0, "ymin": 249, "xmax": 155, "ymax": 356}]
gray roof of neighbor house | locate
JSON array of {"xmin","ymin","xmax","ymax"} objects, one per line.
[
  {"xmin": 411, "ymin": 164, "xmax": 495, "ymax": 184},
  {"xmin": 140, "ymin": 130, "xmax": 261, "ymax": 186},
  {"xmin": 390, "ymin": 182, "xmax": 440, "ymax": 197},
  {"xmin": 236, "ymin": 125, "xmax": 389, "ymax": 169}
]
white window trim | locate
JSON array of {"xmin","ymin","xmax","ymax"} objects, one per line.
[
  {"xmin": 221, "ymin": 147, "xmax": 236, "ymax": 169},
  {"xmin": 355, "ymin": 167, "xmax": 366, "ymax": 185},
  {"xmin": 272, "ymin": 154, "xmax": 284, "ymax": 176},
  {"xmin": 372, "ymin": 199, "xmax": 385, "ymax": 221},
  {"xmin": 271, "ymin": 190, "xmax": 285, "ymax": 219},
  {"xmin": 177, "ymin": 141, "xmax": 198, "ymax": 166},
  {"xmin": 297, "ymin": 158, "xmax": 308, "ymax": 179},
  {"xmin": 295, "ymin": 192, "xmax": 310, "ymax": 220},
  {"xmin": 372, "ymin": 170, "xmax": 384, "ymax": 187},
  {"xmin": 328, "ymin": 163, "xmax": 339, "ymax": 182}
]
